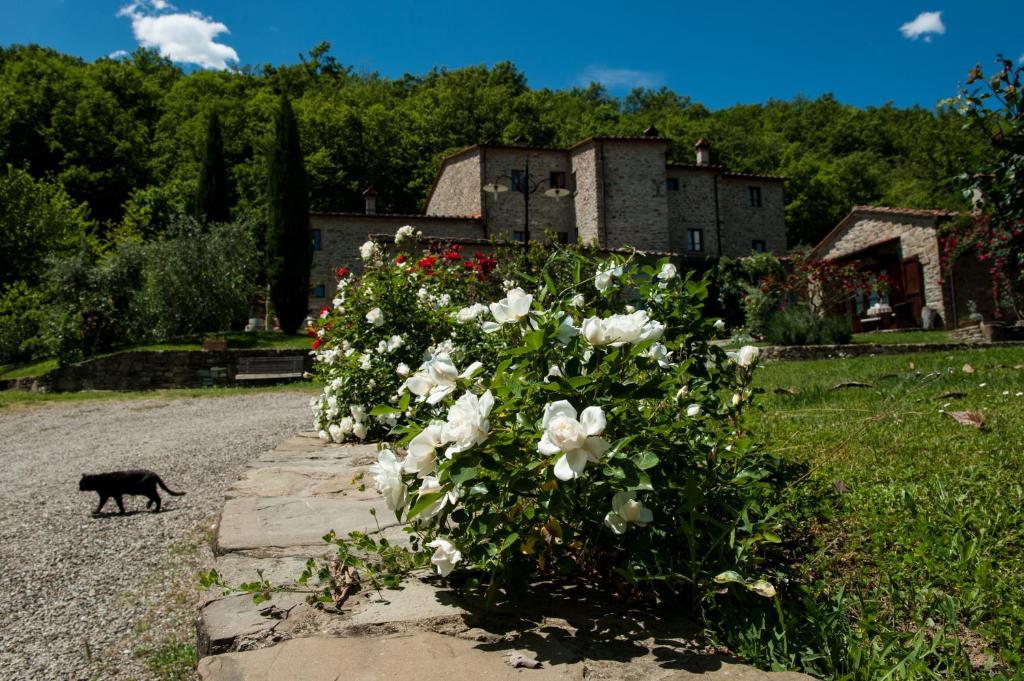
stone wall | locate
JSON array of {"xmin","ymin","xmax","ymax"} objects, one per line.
[
  {"xmin": 599, "ymin": 140, "xmax": 671, "ymax": 252},
  {"xmin": 2, "ymin": 349, "xmax": 313, "ymax": 393},
  {"xmin": 478, "ymin": 148, "xmax": 575, "ymax": 242},
  {"xmin": 716, "ymin": 177, "xmax": 786, "ymax": 257},
  {"xmin": 666, "ymin": 167, "xmax": 719, "ymax": 255},
  {"xmin": 814, "ymin": 211, "xmax": 948, "ymax": 325},
  {"xmin": 570, "ymin": 143, "xmax": 602, "ymax": 245},
  {"xmin": 424, "ymin": 150, "xmax": 482, "ymax": 217},
  {"xmin": 309, "ymin": 214, "xmax": 484, "ymax": 310}
]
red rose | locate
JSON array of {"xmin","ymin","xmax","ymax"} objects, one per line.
[
  {"xmin": 312, "ymin": 338, "xmax": 322, "ymax": 350},
  {"xmin": 334, "ymin": 267, "xmax": 350, "ymax": 278}
]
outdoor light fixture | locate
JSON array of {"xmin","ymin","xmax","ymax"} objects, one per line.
[{"xmin": 483, "ymin": 155, "xmax": 570, "ymax": 244}]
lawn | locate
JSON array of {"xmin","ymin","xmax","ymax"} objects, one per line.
[
  {"xmin": 0, "ymin": 332, "xmax": 311, "ymax": 380},
  {"xmin": 0, "ymin": 382, "xmax": 318, "ymax": 410},
  {"xmin": 746, "ymin": 346, "xmax": 1024, "ymax": 678},
  {"xmin": 850, "ymin": 329, "xmax": 952, "ymax": 345}
]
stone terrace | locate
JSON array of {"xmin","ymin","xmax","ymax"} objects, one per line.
[{"xmin": 198, "ymin": 434, "xmax": 815, "ymax": 680}]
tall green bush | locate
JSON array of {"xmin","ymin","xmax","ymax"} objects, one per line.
[
  {"xmin": 764, "ymin": 304, "xmax": 852, "ymax": 346},
  {"xmin": 0, "ymin": 281, "xmax": 46, "ymax": 364},
  {"xmin": 140, "ymin": 217, "xmax": 258, "ymax": 338},
  {"xmin": 266, "ymin": 94, "xmax": 311, "ymax": 334},
  {"xmin": 195, "ymin": 110, "xmax": 231, "ymax": 224}
]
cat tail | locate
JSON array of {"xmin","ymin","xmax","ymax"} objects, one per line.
[{"xmin": 155, "ymin": 476, "xmax": 186, "ymax": 496}]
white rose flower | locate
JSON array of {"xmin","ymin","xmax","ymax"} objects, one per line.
[
  {"xmin": 338, "ymin": 416, "xmax": 354, "ymax": 434},
  {"xmin": 396, "ymin": 362, "xmax": 411, "ymax": 377},
  {"xmin": 604, "ymin": 491, "xmax": 654, "ymax": 534},
  {"xmin": 359, "ymin": 353, "xmax": 371, "ymax": 371},
  {"xmin": 658, "ymin": 263, "xmax": 677, "ymax": 280},
  {"xmin": 442, "ymin": 391, "xmax": 495, "ymax": 457},
  {"xmin": 318, "ymin": 429, "xmax": 330, "ymax": 442},
  {"xmin": 366, "ymin": 307, "xmax": 384, "ymax": 327},
  {"xmin": 714, "ymin": 319, "xmax": 726, "ymax": 332},
  {"xmin": 455, "ymin": 303, "xmax": 488, "ymax": 323},
  {"xmin": 403, "ymin": 353, "xmax": 460, "ymax": 405},
  {"xmin": 328, "ymin": 423, "xmax": 343, "ymax": 442},
  {"xmin": 395, "ymin": 225, "xmax": 419, "ymax": 247},
  {"xmin": 569, "ymin": 293, "xmax": 586, "ymax": 308},
  {"xmin": 404, "ymin": 421, "xmax": 445, "ymax": 477},
  {"xmin": 594, "ymin": 263, "xmax": 623, "ymax": 292},
  {"xmin": 415, "ymin": 475, "xmax": 459, "ymax": 520},
  {"xmin": 644, "ymin": 342, "xmax": 673, "ymax": 368},
  {"xmin": 686, "ymin": 403, "xmax": 702, "ymax": 418},
  {"xmin": 735, "ymin": 345, "xmax": 760, "ymax": 368},
  {"xmin": 377, "ymin": 340, "xmax": 388, "ymax": 354},
  {"xmin": 352, "ymin": 421, "xmax": 368, "ymax": 440},
  {"xmin": 538, "ymin": 401, "xmax": 610, "ymax": 481},
  {"xmin": 489, "ymin": 287, "xmax": 533, "ymax": 324},
  {"xmin": 426, "ymin": 538, "xmax": 462, "ymax": 577},
  {"xmin": 387, "ymin": 335, "xmax": 404, "ymax": 352},
  {"xmin": 350, "ymin": 405, "xmax": 367, "ymax": 421},
  {"xmin": 369, "ymin": 449, "xmax": 406, "ymax": 511},
  {"xmin": 581, "ymin": 310, "xmax": 664, "ymax": 347},
  {"xmin": 731, "ymin": 392, "xmax": 742, "ymax": 407},
  {"xmin": 555, "ymin": 314, "xmax": 578, "ymax": 345},
  {"xmin": 360, "ymin": 240, "xmax": 378, "ymax": 261}
]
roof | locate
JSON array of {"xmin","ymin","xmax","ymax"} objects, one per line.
[
  {"xmin": 369, "ymin": 233, "xmax": 506, "ymax": 247},
  {"xmin": 567, "ymin": 135, "xmax": 668, "ymax": 150},
  {"xmin": 312, "ymin": 211, "xmax": 483, "ymax": 221},
  {"xmin": 809, "ymin": 205, "xmax": 959, "ymax": 259},
  {"xmin": 666, "ymin": 163, "xmax": 785, "ymax": 181}
]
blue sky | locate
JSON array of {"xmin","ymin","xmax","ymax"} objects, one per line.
[{"xmin": 1, "ymin": 0, "xmax": 1021, "ymax": 109}]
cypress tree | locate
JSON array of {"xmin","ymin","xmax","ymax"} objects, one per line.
[
  {"xmin": 195, "ymin": 110, "xmax": 231, "ymax": 224},
  {"xmin": 265, "ymin": 94, "xmax": 311, "ymax": 335}
]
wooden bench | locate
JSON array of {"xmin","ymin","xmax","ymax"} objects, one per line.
[{"xmin": 235, "ymin": 356, "xmax": 305, "ymax": 381}]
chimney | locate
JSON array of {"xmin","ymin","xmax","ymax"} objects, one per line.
[
  {"xmin": 695, "ymin": 138, "xmax": 711, "ymax": 166},
  {"xmin": 362, "ymin": 186, "xmax": 378, "ymax": 215}
]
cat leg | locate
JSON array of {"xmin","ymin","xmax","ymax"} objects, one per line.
[
  {"xmin": 94, "ymin": 495, "xmax": 108, "ymax": 514},
  {"xmin": 149, "ymin": 492, "xmax": 162, "ymax": 512},
  {"xmin": 114, "ymin": 495, "xmax": 126, "ymax": 514}
]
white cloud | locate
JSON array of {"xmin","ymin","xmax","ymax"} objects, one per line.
[
  {"xmin": 576, "ymin": 65, "xmax": 662, "ymax": 90},
  {"xmin": 118, "ymin": 0, "xmax": 238, "ymax": 70},
  {"xmin": 899, "ymin": 11, "xmax": 946, "ymax": 43},
  {"xmin": 108, "ymin": 49, "xmax": 130, "ymax": 59}
]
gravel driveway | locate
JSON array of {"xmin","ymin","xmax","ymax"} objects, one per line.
[{"xmin": 0, "ymin": 391, "xmax": 312, "ymax": 680}]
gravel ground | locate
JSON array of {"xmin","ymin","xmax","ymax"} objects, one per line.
[{"xmin": 0, "ymin": 391, "xmax": 312, "ymax": 680}]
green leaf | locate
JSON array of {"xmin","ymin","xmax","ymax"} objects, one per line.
[
  {"xmin": 406, "ymin": 492, "xmax": 442, "ymax": 520},
  {"xmin": 524, "ymin": 329, "xmax": 544, "ymax": 351},
  {"xmin": 634, "ymin": 451, "xmax": 659, "ymax": 470},
  {"xmin": 370, "ymin": 404, "xmax": 401, "ymax": 415},
  {"xmin": 499, "ymin": 532, "xmax": 520, "ymax": 553},
  {"xmin": 713, "ymin": 570, "xmax": 744, "ymax": 585},
  {"xmin": 451, "ymin": 465, "xmax": 478, "ymax": 485}
]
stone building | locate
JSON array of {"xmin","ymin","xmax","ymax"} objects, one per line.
[
  {"xmin": 308, "ymin": 133, "xmax": 786, "ymax": 310},
  {"xmin": 809, "ymin": 205, "xmax": 992, "ymax": 330}
]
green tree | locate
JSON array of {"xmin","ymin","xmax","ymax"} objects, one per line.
[
  {"xmin": 0, "ymin": 165, "xmax": 93, "ymax": 287},
  {"xmin": 195, "ymin": 110, "xmax": 231, "ymax": 223},
  {"xmin": 265, "ymin": 93, "xmax": 311, "ymax": 334}
]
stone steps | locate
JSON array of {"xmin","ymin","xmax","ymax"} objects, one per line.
[{"xmin": 197, "ymin": 434, "xmax": 816, "ymax": 681}]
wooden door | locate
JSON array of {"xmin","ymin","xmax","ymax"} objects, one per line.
[{"xmin": 902, "ymin": 256, "xmax": 924, "ymax": 326}]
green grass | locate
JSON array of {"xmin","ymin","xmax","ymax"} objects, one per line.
[
  {"xmin": 0, "ymin": 382, "xmax": 318, "ymax": 410},
  {"xmin": 0, "ymin": 332, "xmax": 311, "ymax": 380},
  {"xmin": 744, "ymin": 346, "xmax": 1024, "ymax": 678},
  {"xmin": 850, "ymin": 329, "xmax": 952, "ymax": 345},
  {"xmin": 133, "ymin": 640, "xmax": 196, "ymax": 681},
  {"xmin": 0, "ymin": 357, "xmax": 58, "ymax": 380}
]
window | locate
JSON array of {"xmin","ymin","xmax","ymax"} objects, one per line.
[
  {"xmin": 687, "ymin": 228, "xmax": 704, "ymax": 253},
  {"xmin": 751, "ymin": 239, "xmax": 767, "ymax": 253},
  {"xmin": 550, "ymin": 171, "xmax": 566, "ymax": 189},
  {"xmin": 556, "ymin": 232, "xmax": 569, "ymax": 244},
  {"xmin": 312, "ymin": 284, "xmax": 326, "ymax": 298},
  {"xmin": 511, "ymin": 230, "xmax": 527, "ymax": 243},
  {"xmin": 748, "ymin": 186, "xmax": 762, "ymax": 208},
  {"xmin": 666, "ymin": 177, "xmax": 679, "ymax": 191},
  {"xmin": 510, "ymin": 169, "xmax": 526, "ymax": 192},
  {"xmin": 311, "ymin": 229, "xmax": 322, "ymax": 251}
]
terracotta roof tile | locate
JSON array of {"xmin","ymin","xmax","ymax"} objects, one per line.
[{"xmin": 312, "ymin": 211, "xmax": 483, "ymax": 221}]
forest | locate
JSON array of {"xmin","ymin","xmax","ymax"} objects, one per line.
[{"xmin": 1, "ymin": 41, "xmax": 988, "ymax": 256}]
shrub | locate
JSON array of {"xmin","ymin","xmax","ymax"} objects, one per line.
[
  {"xmin": 139, "ymin": 217, "xmax": 259, "ymax": 338},
  {"xmin": 0, "ymin": 281, "xmax": 45, "ymax": 364},
  {"xmin": 764, "ymin": 304, "xmax": 852, "ymax": 346},
  {"xmin": 309, "ymin": 229, "xmax": 503, "ymax": 443},
  {"xmin": 308, "ymin": 247, "xmax": 790, "ymax": 613}
]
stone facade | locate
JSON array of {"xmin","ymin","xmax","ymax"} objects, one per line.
[
  {"xmin": 810, "ymin": 206, "xmax": 961, "ymax": 328},
  {"xmin": 425, "ymin": 135, "xmax": 786, "ymax": 256},
  {"xmin": 309, "ymin": 213, "xmax": 484, "ymax": 309},
  {"xmin": 308, "ymin": 134, "xmax": 786, "ymax": 314}
]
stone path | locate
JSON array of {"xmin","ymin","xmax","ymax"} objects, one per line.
[{"xmin": 198, "ymin": 435, "xmax": 816, "ymax": 681}]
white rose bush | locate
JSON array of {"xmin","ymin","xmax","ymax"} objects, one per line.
[
  {"xmin": 308, "ymin": 246, "xmax": 790, "ymax": 613},
  {"xmin": 308, "ymin": 235, "xmax": 502, "ymax": 444}
]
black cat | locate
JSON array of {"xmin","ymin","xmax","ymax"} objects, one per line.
[{"xmin": 79, "ymin": 470, "xmax": 185, "ymax": 514}]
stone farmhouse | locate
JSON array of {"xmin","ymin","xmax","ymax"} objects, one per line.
[
  {"xmin": 810, "ymin": 205, "xmax": 993, "ymax": 331},
  {"xmin": 308, "ymin": 132, "xmax": 786, "ymax": 309}
]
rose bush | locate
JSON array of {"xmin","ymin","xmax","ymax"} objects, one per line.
[
  {"xmin": 308, "ymin": 229, "xmax": 502, "ymax": 443},
  {"xmin": 349, "ymin": 248, "xmax": 790, "ymax": 609}
]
